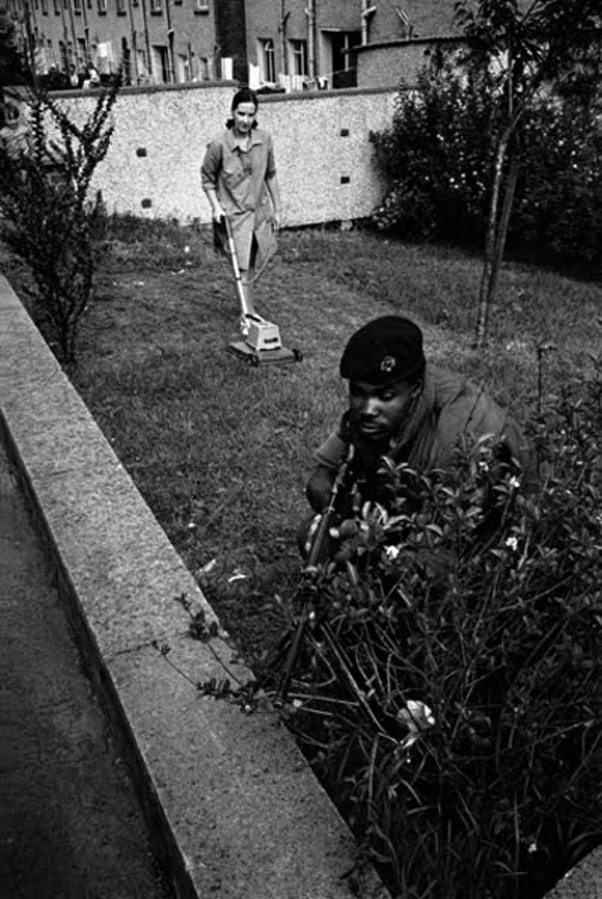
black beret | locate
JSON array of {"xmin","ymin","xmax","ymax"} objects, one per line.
[{"xmin": 340, "ymin": 316, "xmax": 425, "ymax": 384}]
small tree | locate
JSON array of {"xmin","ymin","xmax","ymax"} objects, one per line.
[
  {"xmin": 454, "ymin": 0, "xmax": 602, "ymax": 347},
  {"xmin": 0, "ymin": 75, "xmax": 121, "ymax": 369}
]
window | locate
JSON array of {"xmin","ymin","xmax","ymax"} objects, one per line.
[
  {"xmin": 328, "ymin": 30, "xmax": 360, "ymax": 88},
  {"xmin": 40, "ymin": 0, "xmax": 48, "ymax": 14},
  {"xmin": 116, "ymin": 0, "xmax": 126, "ymax": 13},
  {"xmin": 136, "ymin": 48, "xmax": 148, "ymax": 78},
  {"xmin": 73, "ymin": 0, "xmax": 82, "ymax": 12},
  {"xmin": 259, "ymin": 38, "xmax": 275, "ymax": 83},
  {"xmin": 53, "ymin": 0, "xmax": 60, "ymax": 13},
  {"xmin": 150, "ymin": 0, "xmax": 162, "ymax": 12},
  {"xmin": 97, "ymin": 0, "xmax": 107, "ymax": 13},
  {"xmin": 195, "ymin": 0, "xmax": 209, "ymax": 10},
  {"xmin": 151, "ymin": 45, "xmax": 169, "ymax": 82},
  {"xmin": 289, "ymin": 39, "xmax": 307, "ymax": 77}
]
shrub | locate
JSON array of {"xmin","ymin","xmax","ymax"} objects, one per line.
[
  {"xmin": 0, "ymin": 76, "xmax": 120, "ymax": 369},
  {"xmin": 370, "ymin": 56, "xmax": 501, "ymax": 244},
  {"xmin": 370, "ymin": 55, "xmax": 602, "ymax": 268},
  {"xmin": 271, "ymin": 354, "xmax": 602, "ymax": 898},
  {"xmin": 515, "ymin": 99, "xmax": 602, "ymax": 268}
]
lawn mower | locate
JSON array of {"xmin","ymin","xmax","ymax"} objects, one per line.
[{"xmin": 221, "ymin": 216, "xmax": 302, "ymax": 367}]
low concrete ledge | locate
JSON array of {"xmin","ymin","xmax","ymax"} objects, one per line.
[{"xmin": 0, "ymin": 274, "xmax": 387, "ymax": 899}]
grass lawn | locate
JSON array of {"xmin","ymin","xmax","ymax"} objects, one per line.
[{"xmin": 17, "ymin": 220, "xmax": 602, "ymax": 664}]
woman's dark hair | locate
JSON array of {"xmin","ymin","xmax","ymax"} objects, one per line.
[{"xmin": 226, "ymin": 87, "xmax": 259, "ymax": 129}]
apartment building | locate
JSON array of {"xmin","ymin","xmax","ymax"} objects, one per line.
[
  {"xmin": 9, "ymin": 0, "xmax": 459, "ymax": 90},
  {"xmin": 7, "ymin": 0, "xmax": 219, "ymax": 85},
  {"xmin": 247, "ymin": 0, "xmax": 362, "ymax": 91}
]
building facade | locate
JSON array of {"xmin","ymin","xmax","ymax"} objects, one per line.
[
  {"xmin": 6, "ymin": 0, "xmax": 219, "ymax": 86},
  {"xmin": 8, "ymin": 0, "xmax": 461, "ymax": 90}
]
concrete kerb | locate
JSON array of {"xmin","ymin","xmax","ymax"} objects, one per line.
[{"xmin": 0, "ymin": 273, "xmax": 388, "ymax": 899}]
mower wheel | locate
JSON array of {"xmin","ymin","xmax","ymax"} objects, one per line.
[
  {"xmin": 293, "ymin": 348, "xmax": 303, "ymax": 362},
  {"xmin": 249, "ymin": 354, "xmax": 260, "ymax": 367}
]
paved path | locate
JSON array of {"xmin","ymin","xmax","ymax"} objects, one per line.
[{"xmin": 0, "ymin": 439, "xmax": 172, "ymax": 899}]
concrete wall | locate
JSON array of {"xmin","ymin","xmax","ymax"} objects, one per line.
[{"xmin": 55, "ymin": 81, "xmax": 397, "ymax": 225}]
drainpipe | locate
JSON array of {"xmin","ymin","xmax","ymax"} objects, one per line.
[
  {"xmin": 80, "ymin": 0, "xmax": 90, "ymax": 69},
  {"xmin": 127, "ymin": 0, "xmax": 138, "ymax": 83},
  {"xmin": 23, "ymin": 0, "xmax": 37, "ymax": 85},
  {"xmin": 59, "ymin": 2, "xmax": 70, "ymax": 71},
  {"xmin": 361, "ymin": 0, "xmax": 377, "ymax": 44},
  {"xmin": 279, "ymin": 0, "xmax": 289, "ymax": 76},
  {"xmin": 67, "ymin": 0, "xmax": 78, "ymax": 69},
  {"xmin": 140, "ymin": 0, "xmax": 152, "ymax": 79},
  {"xmin": 305, "ymin": 0, "xmax": 315, "ymax": 79},
  {"xmin": 165, "ymin": 0, "xmax": 175, "ymax": 82}
]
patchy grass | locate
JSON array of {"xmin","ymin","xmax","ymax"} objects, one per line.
[{"xmin": 7, "ymin": 220, "xmax": 600, "ymax": 662}]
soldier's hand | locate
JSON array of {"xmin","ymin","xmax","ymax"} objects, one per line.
[{"xmin": 329, "ymin": 518, "xmax": 369, "ymax": 563}]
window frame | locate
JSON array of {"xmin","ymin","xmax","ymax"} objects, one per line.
[
  {"xmin": 289, "ymin": 38, "xmax": 308, "ymax": 77},
  {"xmin": 259, "ymin": 38, "xmax": 276, "ymax": 84}
]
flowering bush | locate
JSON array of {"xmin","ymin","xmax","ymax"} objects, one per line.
[
  {"xmin": 370, "ymin": 56, "xmax": 602, "ymax": 268},
  {"xmin": 516, "ymin": 99, "xmax": 602, "ymax": 268},
  {"xmin": 370, "ymin": 57, "xmax": 499, "ymax": 243},
  {"xmin": 271, "ymin": 357, "xmax": 602, "ymax": 898}
]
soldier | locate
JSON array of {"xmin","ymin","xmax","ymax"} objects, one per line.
[{"xmin": 303, "ymin": 316, "xmax": 535, "ymax": 558}]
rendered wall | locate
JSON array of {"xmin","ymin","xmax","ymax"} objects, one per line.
[
  {"xmin": 56, "ymin": 82, "xmax": 397, "ymax": 226},
  {"xmin": 356, "ymin": 39, "xmax": 461, "ymax": 89}
]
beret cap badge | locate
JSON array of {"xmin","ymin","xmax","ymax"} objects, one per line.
[{"xmin": 380, "ymin": 355, "xmax": 396, "ymax": 373}]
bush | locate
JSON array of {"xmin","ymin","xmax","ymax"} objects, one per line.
[
  {"xmin": 370, "ymin": 57, "xmax": 499, "ymax": 244},
  {"xmin": 271, "ymin": 354, "xmax": 602, "ymax": 898},
  {"xmin": 370, "ymin": 55, "xmax": 602, "ymax": 269},
  {"xmin": 0, "ymin": 77, "xmax": 120, "ymax": 369},
  {"xmin": 516, "ymin": 99, "xmax": 602, "ymax": 268}
]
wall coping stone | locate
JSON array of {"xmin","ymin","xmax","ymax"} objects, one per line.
[{"xmin": 0, "ymin": 273, "xmax": 388, "ymax": 899}]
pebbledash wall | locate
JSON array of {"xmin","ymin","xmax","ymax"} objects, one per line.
[{"xmin": 54, "ymin": 81, "xmax": 397, "ymax": 226}]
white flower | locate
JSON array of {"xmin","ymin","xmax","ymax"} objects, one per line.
[
  {"xmin": 506, "ymin": 536, "xmax": 519, "ymax": 551},
  {"xmin": 508, "ymin": 476, "xmax": 521, "ymax": 490},
  {"xmin": 384, "ymin": 545, "xmax": 401, "ymax": 561},
  {"xmin": 397, "ymin": 700, "xmax": 435, "ymax": 749}
]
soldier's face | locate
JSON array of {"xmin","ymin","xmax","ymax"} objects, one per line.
[{"xmin": 349, "ymin": 379, "xmax": 419, "ymax": 443}]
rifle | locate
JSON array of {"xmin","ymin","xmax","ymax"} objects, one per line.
[{"xmin": 274, "ymin": 444, "xmax": 355, "ymax": 704}]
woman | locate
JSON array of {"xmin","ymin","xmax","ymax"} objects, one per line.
[{"xmin": 201, "ymin": 88, "xmax": 281, "ymax": 334}]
